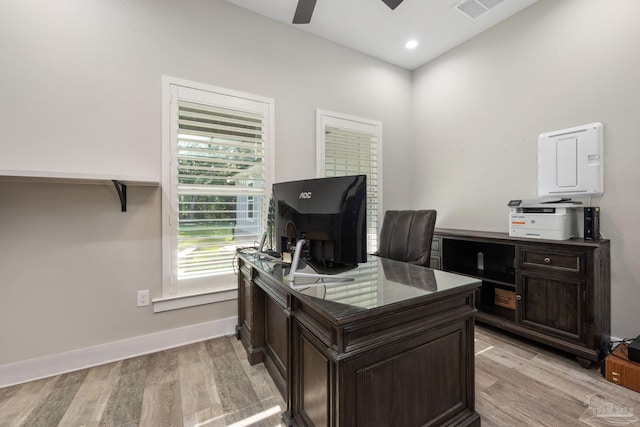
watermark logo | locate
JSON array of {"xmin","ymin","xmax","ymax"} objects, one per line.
[{"xmin": 580, "ymin": 393, "xmax": 638, "ymax": 426}]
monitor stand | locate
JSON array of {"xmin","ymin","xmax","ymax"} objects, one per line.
[{"xmin": 288, "ymin": 239, "xmax": 354, "ymax": 284}]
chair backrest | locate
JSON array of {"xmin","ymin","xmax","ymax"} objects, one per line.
[{"xmin": 376, "ymin": 210, "xmax": 437, "ymax": 267}]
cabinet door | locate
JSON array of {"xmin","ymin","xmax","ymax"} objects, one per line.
[
  {"xmin": 264, "ymin": 296, "xmax": 289, "ymax": 397},
  {"xmin": 518, "ymin": 272, "xmax": 585, "ymax": 342},
  {"xmin": 291, "ymin": 320, "xmax": 331, "ymax": 427}
]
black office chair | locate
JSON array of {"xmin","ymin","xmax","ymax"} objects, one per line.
[{"xmin": 375, "ymin": 210, "xmax": 437, "ymax": 267}]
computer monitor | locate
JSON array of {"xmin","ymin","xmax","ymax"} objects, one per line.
[{"xmin": 272, "ymin": 175, "xmax": 367, "ymax": 280}]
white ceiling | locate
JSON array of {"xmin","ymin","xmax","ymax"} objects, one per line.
[{"xmin": 224, "ymin": 0, "xmax": 538, "ymax": 70}]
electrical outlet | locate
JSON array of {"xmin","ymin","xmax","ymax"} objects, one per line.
[{"xmin": 137, "ymin": 290, "xmax": 150, "ymax": 307}]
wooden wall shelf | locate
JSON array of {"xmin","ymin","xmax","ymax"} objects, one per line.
[{"xmin": 0, "ymin": 169, "xmax": 160, "ymax": 212}]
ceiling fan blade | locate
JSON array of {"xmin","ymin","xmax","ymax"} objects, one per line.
[
  {"xmin": 293, "ymin": 0, "xmax": 317, "ymax": 24},
  {"xmin": 381, "ymin": 0, "xmax": 404, "ymax": 10}
]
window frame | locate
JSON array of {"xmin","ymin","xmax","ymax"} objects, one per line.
[{"xmin": 157, "ymin": 76, "xmax": 274, "ymax": 311}]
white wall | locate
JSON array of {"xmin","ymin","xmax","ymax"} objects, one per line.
[
  {"xmin": 0, "ymin": 0, "xmax": 412, "ymax": 367},
  {"xmin": 411, "ymin": 0, "xmax": 640, "ymax": 339}
]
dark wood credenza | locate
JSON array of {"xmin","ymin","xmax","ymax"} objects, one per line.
[
  {"xmin": 236, "ymin": 252, "xmax": 482, "ymax": 427},
  {"xmin": 430, "ymin": 229, "xmax": 610, "ymax": 367}
]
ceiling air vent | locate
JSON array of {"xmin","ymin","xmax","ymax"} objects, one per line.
[{"xmin": 455, "ymin": 0, "xmax": 504, "ymax": 20}]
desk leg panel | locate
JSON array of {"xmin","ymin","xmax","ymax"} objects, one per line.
[
  {"xmin": 340, "ymin": 317, "xmax": 476, "ymax": 427},
  {"xmin": 289, "ymin": 315, "xmax": 477, "ymax": 426}
]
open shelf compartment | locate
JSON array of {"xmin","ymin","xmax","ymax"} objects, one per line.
[{"xmin": 441, "ymin": 238, "xmax": 516, "ymax": 286}]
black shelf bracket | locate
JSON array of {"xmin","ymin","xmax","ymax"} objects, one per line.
[{"xmin": 112, "ymin": 180, "xmax": 127, "ymax": 212}]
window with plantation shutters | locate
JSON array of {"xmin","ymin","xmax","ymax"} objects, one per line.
[
  {"xmin": 316, "ymin": 110, "xmax": 382, "ymax": 254},
  {"xmin": 161, "ymin": 77, "xmax": 273, "ymax": 304}
]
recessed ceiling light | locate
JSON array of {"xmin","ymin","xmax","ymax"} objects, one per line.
[{"xmin": 405, "ymin": 39, "xmax": 418, "ymax": 50}]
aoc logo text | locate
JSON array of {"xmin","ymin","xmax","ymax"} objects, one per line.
[{"xmin": 299, "ymin": 192, "xmax": 312, "ymax": 199}]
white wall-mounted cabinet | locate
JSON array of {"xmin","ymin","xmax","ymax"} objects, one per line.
[{"xmin": 538, "ymin": 122, "xmax": 603, "ymax": 198}]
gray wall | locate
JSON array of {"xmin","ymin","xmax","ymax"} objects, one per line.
[
  {"xmin": 411, "ymin": 0, "xmax": 640, "ymax": 339},
  {"xmin": 2, "ymin": 0, "xmax": 636, "ymax": 368},
  {"xmin": 0, "ymin": 0, "xmax": 412, "ymax": 365}
]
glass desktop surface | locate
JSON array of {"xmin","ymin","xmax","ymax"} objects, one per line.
[{"xmin": 245, "ymin": 253, "xmax": 480, "ymax": 320}]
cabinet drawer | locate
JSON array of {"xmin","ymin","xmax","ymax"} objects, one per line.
[{"xmin": 519, "ymin": 247, "xmax": 585, "ymax": 275}]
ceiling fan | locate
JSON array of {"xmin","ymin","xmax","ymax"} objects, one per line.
[{"xmin": 293, "ymin": 0, "xmax": 404, "ymax": 24}]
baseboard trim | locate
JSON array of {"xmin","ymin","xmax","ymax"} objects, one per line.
[{"xmin": 0, "ymin": 316, "xmax": 238, "ymax": 388}]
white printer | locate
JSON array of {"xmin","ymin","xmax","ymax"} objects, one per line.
[{"xmin": 508, "ymin": 198, "xmax": 581, "ymax": 240}]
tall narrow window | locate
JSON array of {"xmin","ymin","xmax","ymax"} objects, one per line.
[
  {"xmin": 316, "ymin": 110, "xmax": 382, "ymax": 253},
  {"xmin": 162, "ymin": 77, "xmax": 274, "ymax": 301}
]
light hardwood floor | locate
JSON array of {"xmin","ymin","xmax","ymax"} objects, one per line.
[{"xmin": 1, "ymin": 326, "xmax": 638, "ymax": 427}]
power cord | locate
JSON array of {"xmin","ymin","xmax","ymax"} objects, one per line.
[
  {"xmin": 233, "ymin": 242, "xmax": 282, "ymax": 275},
  {"xmin": 233, "ymin": 244, "xmax": 262, "ymax": 276},
  {"xmin": 606, "ymin": 337, "xmax": 634, "ymax": 356}
]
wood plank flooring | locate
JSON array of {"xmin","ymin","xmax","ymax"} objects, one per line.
[
  {"xmin": 475, "ymin": 326, "xmax": 639, "ymax": 426},
  {"xmin": 1, "ymin": 326, "xmax": 638, "ymax": 426}
]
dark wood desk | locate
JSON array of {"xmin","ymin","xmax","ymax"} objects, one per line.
[{"xmin": 236, "ymin": 253, "xmax": 481, "ymax": 426}]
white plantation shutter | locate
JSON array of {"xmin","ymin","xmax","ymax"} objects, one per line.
[
  {"xmin": 316, "ymin": 110, "xmax": 382, "ymax": 254},
  {"xmin": 162, "ymin": 78, "xmax": 273, "ymax": 297},
  {"xmin": 176, "ymin": 100, "xmax": 265, "ymax": 279}
]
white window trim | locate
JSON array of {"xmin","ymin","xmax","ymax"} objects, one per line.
[
  {"xmin": 315, "ymin": 108, "xmax": 383, "ymax": 245},
  {"xmin": 152, "ymin": 289, "xmax": 238, "ymax": 313},
  {"xmin": 159, "ymin": 76, "xmax": 274, "ymax": 309}
]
